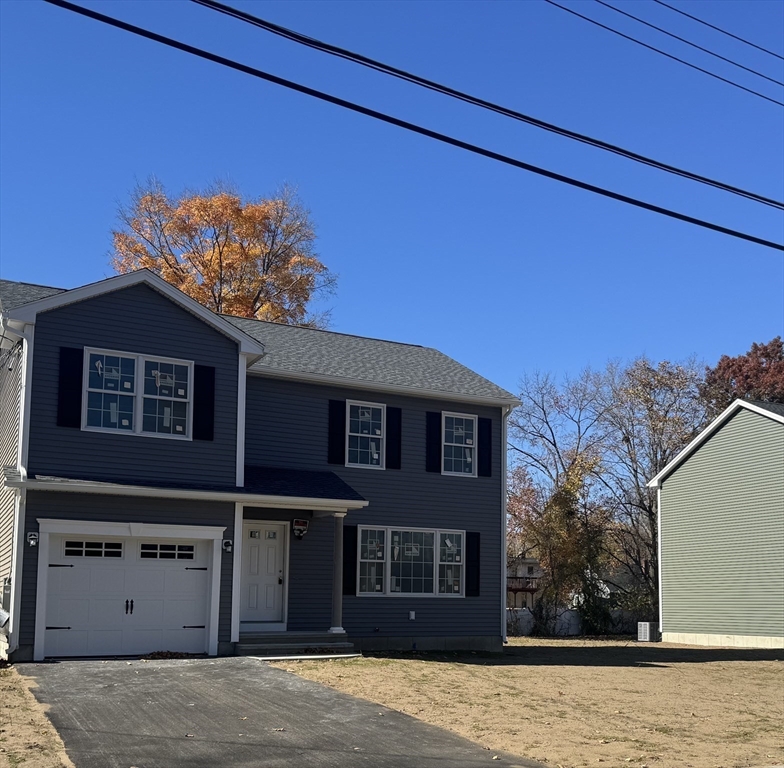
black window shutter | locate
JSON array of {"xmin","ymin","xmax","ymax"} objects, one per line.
[
  {"xmin": 342, "ymin": 524, "xmax": 358, "ymax": 595},
  {"xmin": 193, "ymin": 365, "xmax": 216, "ymax": 441},
  {"xmin": 478, "ymin": 418, "xmax": 492, "ymax": 477},
  {"xmin": 466, "ymin": 532, "xmax": 480, "ymax": 596},
  {"xmin": 328, "ymin": 400, "xmax": 346, "ymax": 464},
  {"xmin": 425, "ymin": 412, "xmax": 442, "ymax": 473},
  {"xmin": 57, "ymin": 347, "xmax": 84, "ymax": 428},
  {"xmin": 386, "ymin": 407, "xmax": 402, "ymax": 470}
]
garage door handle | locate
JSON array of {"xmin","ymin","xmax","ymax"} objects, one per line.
[
  {"xmin": 185, "ymin": 567, "xmax": 208, "ymax": 571},
  {"xmin": 130, "ymin": 599, "xmax": 134, "ymax": 615},
  {"xmin": 125, "ymin": 599, "xmax": 129, "ymax": 614}
]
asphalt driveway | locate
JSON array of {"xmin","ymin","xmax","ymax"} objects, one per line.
[{"xmin": 24, "ymin": 657, "xmax": 541, "ymax": 768}]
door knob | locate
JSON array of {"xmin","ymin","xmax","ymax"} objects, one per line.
[{"xmin": 278, "ymin": 577, "xmax": 283, "ymax": 585}]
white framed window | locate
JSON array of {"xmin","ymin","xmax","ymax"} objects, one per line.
[
  {"xmin": 346, "ymin": 400, "xmax": 386, "ymax": 469},
  {"xmin": 83, "ymin": 348, "xmax": 194, "ymax": 440},
  {"xmin": 358, "ymin": 527, "xmax": 386, "ymax": 594},
  {"xmin": 357, "ymin": 526, "xmax": 465, "ymax": 597},
  {"xmin": 64, "ymin": 540, "xmax": 123, "ymax": 558},
  {"xmin": 442, "ymin": 412, "xmax": 477, "ymax": 477}
]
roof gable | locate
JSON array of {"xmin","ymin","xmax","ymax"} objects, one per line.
[
  {"xmin": 648, "ymin": 399, "xmax": 784, "ymax": 488},
  {"xmin": 2, "ymin": 270, "xmax": 265, "ymax": 358}
]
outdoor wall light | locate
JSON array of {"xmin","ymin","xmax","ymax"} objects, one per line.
[
  {"xmin": 27, "ymin": 532, "xmax": 38, "ymax": 547},
  {"xmin": 222, "ymin": 539, "xmax": 233, "ymax": 553}
]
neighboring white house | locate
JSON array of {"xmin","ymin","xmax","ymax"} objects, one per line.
[{"xmin": 649, "ymin": 400, "xmax": 784, "ymax": 649}]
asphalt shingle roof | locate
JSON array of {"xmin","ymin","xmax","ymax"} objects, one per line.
[
  {"xmin": 0, "ymin": 279, "xmax": 65, "ymax": 310},
  {"xmin": 0, "ymin": 277, "xmax": 516, "ymax": 403},
  {"xmin": 225, "ymin": 316, "xmax": 516, "ymax": 403}
]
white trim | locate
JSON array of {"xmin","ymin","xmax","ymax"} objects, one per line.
[
  {"xmin": 7, "ymin": 477, "xmax": 369, "ymax": 513},
  {"xmin": 81, "ymin": 347, "xmax": 195, "ymax": 441},
  {"xmin": 647, "ymin": 399, "xmax": 784, "ymax": 488},
  {"xmin": 236, "ymin": 355, "xmax": 247, "ymax": 487},
  {"xmin": 345, "ymin": 399, "xmax": 386, "ymax": 470},
  {"xmin": 231, "ymin": 503, "xmax": 243, "ymax": 643},
  {"xmin": 8, "ymin": 490, "xmax": 25, "ymax": 653},
  {"xmin": 441, "ymin": 411, "xmax": 478, "ymax": 478},
  {"xmin": 5, "ymin": 270, "xmax": 265, "ymax": 357},
  {"xmin": 657, "ymin": 486, "xmax": 663, "ymax": 633},
  {"xmin": 247, "ymin": 366, "xmax": 520, "ymax": 408},
  {"xmin": 33, "ymin": 518, "xmax": 226, "ymax": 660},
  {"xmin": 501, "ymin": 403, "xmax": 512, "ymax": 643},
  {"xmin": 356, "ymin": 525, "xmax": 466, "ymax": 598},
  {"xmin": 18, "ymin": 325, "xmax": 34, "ymax": 471}
]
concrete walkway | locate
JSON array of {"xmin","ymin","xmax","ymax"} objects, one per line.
[{"xmin": 25, "ymin": 657, "xmax": 541, "ymax": 768}]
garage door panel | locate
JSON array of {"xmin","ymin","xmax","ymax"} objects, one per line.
[
  {"xmin": 89, "ymin": 568, "xmax": 127, "ymax": 594},
  {"xmin": 45, "ymin": 534, "xmax": 213, "ymax": 658},
  {"xmin": 166, "ymin": 569, "xmax": 208, "ymax": 593},
  {"xmin": 133, "ymin": 568, "xmax": 167, "ymax": 594},
  {"xmin": 49, "ymin": 567, "xmax": 91, "ymax": 594}
]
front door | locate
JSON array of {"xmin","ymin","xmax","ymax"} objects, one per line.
[{"xmin": 240, "ymin": 522, "xmax": 286, "ymax": 623}]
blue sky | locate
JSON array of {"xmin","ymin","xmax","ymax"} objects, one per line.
[{"xmin": 1, "ymin": 0, "xmax": 782, "ymax": 395}]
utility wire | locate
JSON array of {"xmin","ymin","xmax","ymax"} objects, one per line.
[
  {"xmin": 42, "ymin": 0, "xmax": 784, "ymax": 252},
  {"xmin": 544, "ymin": 0, "xmax": 784, "ymax": 107},
  {"xmin": 594, "ymin": 0, "xmax": 783, "ymax": 87},
  {"xmin": 191, "ymin": 0, "xmax": 783, "ymax": 210},
  {"xmin": 653, "ymin": 0, "xmax": 784, "ymax": 62}
]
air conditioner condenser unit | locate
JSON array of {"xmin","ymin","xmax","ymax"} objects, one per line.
[{"xmin": 637, "ymin": 622, "xmax": 659, "ymax": 642}]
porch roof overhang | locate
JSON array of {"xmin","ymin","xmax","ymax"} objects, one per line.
[{"xmin": 4, "ymin": 465, "xmax": 368, "ymax": 514}]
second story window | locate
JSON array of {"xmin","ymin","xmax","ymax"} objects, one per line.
[
  {"xmin": 442, "ymin": 412, "xmax": 477, "ymax": 476},
  {"xmin": 346, "ymin": 400, "xmax": 386, "ymax": 468},
  {"xmin": 83, "ymin": 348, "xmax": 194, "ymax": 440}
]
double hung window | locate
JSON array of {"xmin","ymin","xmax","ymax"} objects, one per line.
[
  {"xmin": 442, "ymin": 413, "xmax": 477, "ymax": 476},
  {"xmin": 346, "ymin": 401, "xmax": 385, "ymax": 468},
  {"xmin": 357, "ymin": 526, "xmax": 464, "ymax": 597},
  {"xmin": 83, "ymin": 348, "xmax": 194, "ymax": 440}
]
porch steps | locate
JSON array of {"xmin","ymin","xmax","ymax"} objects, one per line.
[{"xmin": 236, "ymin": 631, "xmax": 355, "ymax": 657}]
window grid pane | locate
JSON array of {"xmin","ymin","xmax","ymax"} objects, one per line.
[
  {"xmin": 359, "ymin": 529, "xmax": 385, "ymax": 593},
  {"xmin": 390, "ymin": 530, "xmax": 434, "ymax": 594},
  {"xmin": 439, "ymin": 533, "xmax": 463, "ymax": 594},
  {"xmin": 348, "ymin": 404, "xmax": 384, "ymax": 466},
  {"xmin": 443, "ymin": 415, "xmax": 476, "ymax": 474}
]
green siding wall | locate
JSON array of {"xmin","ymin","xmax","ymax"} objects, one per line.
[{"xmin": 660, "ymin": 409, "xmax": 784, "ymax": 639}]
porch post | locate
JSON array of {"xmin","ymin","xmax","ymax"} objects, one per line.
[{"xmin": 329, "ymin": 513, "xmax": 346, "ymax": 633}]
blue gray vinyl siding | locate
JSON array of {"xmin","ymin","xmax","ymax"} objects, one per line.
[
  {"xmin": 660, "ymin": 409, "xmax": 784, "ymax": 639},
  {"xmin": 19, "ymin": 492, "xmax": 235, "ymax": 649},
  {"xmin": 28, "ymin": 283, "xmax": 239, "ymax": 487},
  {"xmin": 244, "ymin": 375, "xmax": 504, "ymax": 640},
  {"xmin": 0, "ymin": 343, "xmax": 23, "ymax": 583}
]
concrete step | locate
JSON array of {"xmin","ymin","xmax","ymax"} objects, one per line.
[
  {"xmin": 239, "ymin": 632, "xmax": 348, "ymax": 645},
  {"xmin": 236, "ymin": 631, "xmax": 355, "ymax": 657}
]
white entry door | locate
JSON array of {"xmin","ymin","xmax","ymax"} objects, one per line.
[
  {"xmin": 240, "ymin": 522, "xmax": 286, "ymax": 623},
  {"xmin": 45, "ymin": 535, "xmax": 210, "ymax": 657}
]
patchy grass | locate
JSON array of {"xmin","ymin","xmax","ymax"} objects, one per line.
[
  {"xmin": 0, "ymin": 665, "xmax": 73, "ymax": 768},
  {"xmin": 271, "ymin": 637, "xmax": 784, "ymax": 768}
]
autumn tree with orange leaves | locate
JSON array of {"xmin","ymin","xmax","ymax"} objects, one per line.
[{"xmin": 112, "ymin": 180, "xmax": 336, "ymax": 327}]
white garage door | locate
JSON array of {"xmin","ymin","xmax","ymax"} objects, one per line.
[{"xmin": 45, "ymin": 535, "xmax": 211, "ymax": 657}]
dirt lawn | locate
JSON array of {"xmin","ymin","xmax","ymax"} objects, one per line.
[
  {"xmin": 272, "ymin": 638, "xmax": 784, "ymax": 768},
  {"xmin": 0, "ymin": 663, "xmax": 72, "ymax": 768}
]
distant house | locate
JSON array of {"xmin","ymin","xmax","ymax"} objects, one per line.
[
  {"xmin": 648, "ymin": 400, "xmax": 784, "ymax": 649},
  {"xmin": 506, "ymin": 556, "xmax": 542, "ymax": 610}
]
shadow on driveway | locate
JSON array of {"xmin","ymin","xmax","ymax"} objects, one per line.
[{"xmin": 23, "ymin": 657, "xmax": 542, "ymax": 768}]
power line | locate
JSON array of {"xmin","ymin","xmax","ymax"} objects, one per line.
[
  {"xmin": 42, "ymin": 0, "xmax": 784, "ymax": 252},
  {"xmin": 653, "ymin": 0, "xmax": 784, "ymax": 62},
  {"xmin": 543, "ymin": 0, "xmax": 784, "ymax": 107},
  {"xmin": 594, "ymin": 0, "xmax": 783, "ymax": 87},
  {"xmin": 191, "ymin": 0, "xmax": 783, "ymax": 210}
]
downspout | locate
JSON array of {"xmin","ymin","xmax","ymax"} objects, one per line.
[
  {"xmin": 501, "ymin": 403, "xmax": 514, "ymax": 644},
  {"xmin": 9, "ymin": 324, "xmax": 34, "ymax": 654},
  {"xmin": 656, "ymin": 485, "xmax": 663, "ymax": 634}
]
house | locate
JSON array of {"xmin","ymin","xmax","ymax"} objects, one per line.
[
  {"xmin": 506, "ymin": 556, "xmax": 542, "ymax": 610},
  {"xmin": 0, "ymin": 271, "xmax": 518, "ymax": 661},
  {"xmin": 648, "ymin": 399, "xmax": 784, "ymax": 649}
]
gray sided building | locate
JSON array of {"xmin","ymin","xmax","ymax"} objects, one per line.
[
  {"xmin": 0, "ymin": 271, "xmax": 517, "ymax": 661},
  {"xmin": 649, "ymin": 400, "xmax": 784, "ymax": 649}
]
